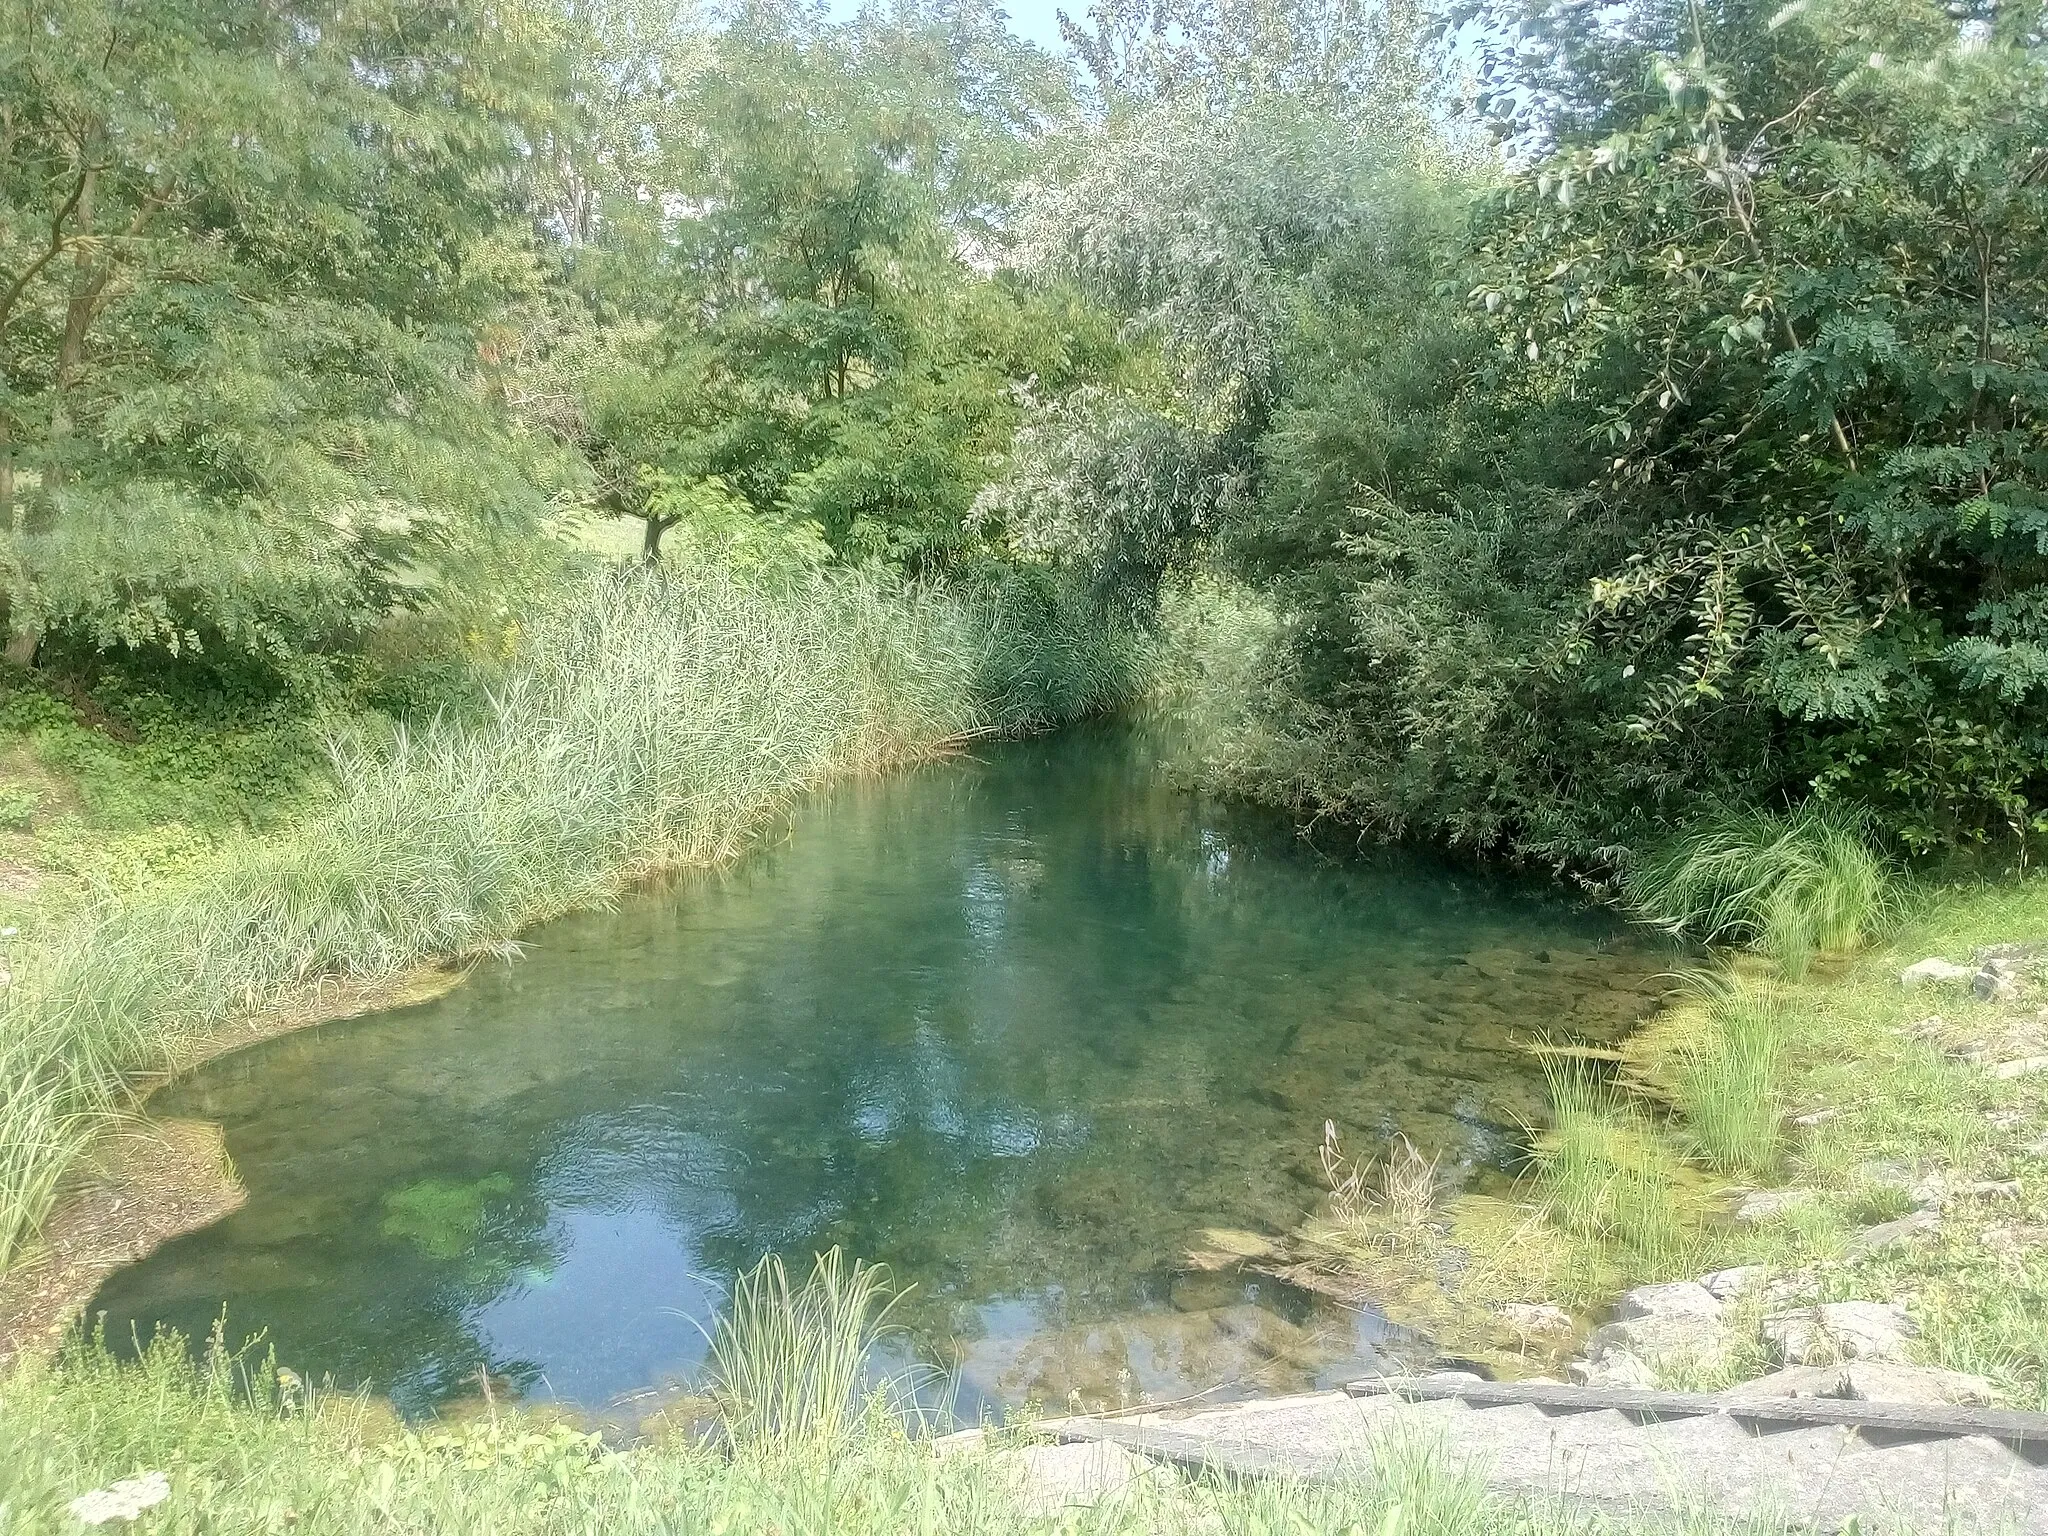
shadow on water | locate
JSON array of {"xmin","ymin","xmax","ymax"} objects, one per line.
[{"xmin": 91, "ymin": 721, "xmax": 1674, "ymax": 1427}]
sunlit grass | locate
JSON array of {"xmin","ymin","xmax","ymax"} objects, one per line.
[
  {"xmin": 1670, "ymin": 978, "xmax": 1788, "ymax": 1178},
  {"xmin": 708, "ymin": 1248, "xmax": 909, "ymax": 1456},
  {"xmin": 1531, "ymin": 1063, "xmax": 1691, "ymax": 1273},
  {"xmin": 1627, "ymin": 805, "xmax": 1894, "ymax": 978},
  {"xmin": 0, "ymin": 1318, "xmax": 1833, "ymax": 1534}
]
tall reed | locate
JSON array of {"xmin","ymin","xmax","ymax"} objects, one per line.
[
  {"xmin": 1671, "ymin": 978, "xmax": 1789, "ymax": 1178},
  {"xmin": 1531, "ymin": 1063, "xmax": 1688, "ymax": 1270},
  {"xmin": 0, "ymin": 564, "xmax": 1145, "ymax": 1271},
  {"xmin": 1626, "ymin": 805, "xmax": 1893, "ymax": 978},
  {"xmin": 707, "ymin": 1248, "xmax": 905, "ymax": 1455}
]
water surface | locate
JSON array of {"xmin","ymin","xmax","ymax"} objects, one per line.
[{"xmin": 94, "ymin": 726, "xmax": 1668, "ymax": 1423}]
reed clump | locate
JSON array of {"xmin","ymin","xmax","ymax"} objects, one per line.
[
  {"xmin": 1530, "ymin": 1063, "xmax": 1691, "ymax": 1273},
  {"xmin": 1626, "ymin": 806, "xmax": 1895, "ymax": 978},
  {"xmin": 707, "ymin": 1248, "xmax": 907, "ymax": 1456},
  {"xmin": 0, "ymin": 563, "xmax": 1145, "ymax": 1272}
]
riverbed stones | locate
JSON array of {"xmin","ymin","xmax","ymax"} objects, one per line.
[
  {"xmin": 1763, "ymin": 1301, "xmax": 1917, "ymax": 1366},
  {"xmin": 1846, "ymin": 1208, "xmax": 1942, "ymax": 1255},
  {"xmin": 1495, "ymin": 1302, "xmax": 1573, "ymax": 1336},
  {"xmin": 1697, "ymin": 1265, "xmax": 1767, "ymax": 1301},
  {"xmin": 1577, "ymin": 1281, "xmax": 1733, "ymax": 1379}
]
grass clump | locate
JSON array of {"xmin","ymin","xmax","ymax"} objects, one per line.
[
  {"xmin": 1531, "ymin": 1063, "xmax": 1691, "ymax": 1273},
  {"xmin": 1627, "ymin": 806, "xmax": 1894, "ymax": 977},
  {"xmin": 1668, "ymin": 978, "xmax": 1790, "ymax": 1179},
  {"xmin": 0, "ymin": 563, "xmax": 1144, "ymax": 1272},
  {"xmin": 707, "ymin": 1248, "xmax": 908, "ymax": 1456}
]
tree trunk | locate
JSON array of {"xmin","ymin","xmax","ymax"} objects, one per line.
[{"xmin": 3, "ymin": 623, "xmax": 40, "ymax": 668}]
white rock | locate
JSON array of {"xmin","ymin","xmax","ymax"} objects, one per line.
[
  {"xmin": 1900, "ymin": 958, "xmax": 1973, "ymax": 989},
  {"xmin": 1736, "ymin": 1188, "xmax": 1819, "ymax": 1223},
  {"xmin": 1614, "ymin": 1280, "xmax": 1724, "ymax": 1322},
  {"xmin": 1011, "ymin": 1441, "xmax": 1147, "ymax": 1515},
  {"xmin": 1763, "ymin": 1301, "xmax": 1917, "ymax": 1366},
  {"xmin": 1992, "ymin": 1055, "xmax": 2048, "ymax": 1079},
  {"xmin": 1586, "ymin": 1311, "xmax": 1732, "ymax": 1372},
  {"xmin": 67, "ymin": 1473, "xmax": 170, "ymax": 1526},
  {"xmin": 1791, "ymin": 1107, "xmax": 1840, "ymax": 1128}
]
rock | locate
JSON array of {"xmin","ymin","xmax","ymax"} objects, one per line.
[
  {"xmin": 1763, "ymin": 1301, "xmax": 1917, "ymax": 1366},
  {"xmin": 1790, "ymin": 1107, "xmax": 1840, "ymax": 1129},
  {"xmin": 1846, "ymin": 1208, "xmax": 1942, "ymax": 1256},
  {"xmin": 1736, "ymin": 1188, "xmax": 1819, "ymax": 1223},
  {"xmin": 1830, "ymin": 1361, "xmax": 1996, "ymax": 1405},
  {"xmin": 1585, "ymin": 1312, "xmax": 1732, "ymax": 1373},
  {"xmin": 1568, "ymin": 1349, "xmax": 1660, "ymax": 1389},
  {"xmin": 1972, "ymin": 941, "xmax": 2048, "ymax": 967},
  {"xmin": 1696, "ymin": 1266, "xmax": 1766, "ymax": 1301},
  {"xmin": 1721, "ymin": 1362, "xmax": 1994, "ymax": 1406},
  {"xmin": 1011, "ymin": 1440, "xmax": 1148, "ymax": 1515},
  {"xmin": 68, "ymin": 1473, "xmax": 171, "ymax": 1527},
  {"xmin": 1613, "ymin": 1280, "xmax": 1724, "ymax": 1322},
  {"xmin": 1901, "ymin": 958, "xmax": 1973, "ymax": 989},
  {"xmin": 1973, "ymin": 961, "xmax": 2022, "ymax": 1003},
  {"xmin": 1966, "ymin": 1178, "xmax": 2021, "ymax": 1201},
  {"xmin": 1991, "ymin": 1055, "xmax": 2048, "ymax": 1079},
  {"xmin": 1495, "ymin": 1302, "xmax": 1573, "ymax": 1335}
]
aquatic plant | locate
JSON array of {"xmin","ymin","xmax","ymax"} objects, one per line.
[
  {"xmin": 1530, "ymin": 1063, "xmax": 1689, "ymax": 1271},
  {"xmin": 707, "ymin": 1248, "xmax": 908, "ymax": 1456},
  {"xmin": 0, "ymin": 563, "xmax": 1145, "ymax": 1272},
  {"xmin": 1626, "ymin": 806, "xmax": 1894, "ymax": 978}
]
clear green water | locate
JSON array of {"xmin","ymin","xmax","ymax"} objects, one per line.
[{"xmin": 93, "ymin": 725, "xmax": 1668, "ymax": 1426}]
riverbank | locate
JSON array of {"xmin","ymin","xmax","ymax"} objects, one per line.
[
  {"xmin": 1269, "ymin": 874, "xmax": 2048, "ymax": 1410},
  {"xmin": 0, "ymin": 564, "xmax": 1144, "ymax": 1353}
]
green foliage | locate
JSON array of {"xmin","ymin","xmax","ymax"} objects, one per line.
[
  {"xmin": 0, "ymin": 0, "xmax": 581, "ymax": 669},
  {"xmin": 1627, "ymin": 807, "xmax": 1894, "ymax": 977}
]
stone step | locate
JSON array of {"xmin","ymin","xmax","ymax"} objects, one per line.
[{"xmin": 1055, "ymin": 1385, "xmax": 2048, "ymax": 1535}]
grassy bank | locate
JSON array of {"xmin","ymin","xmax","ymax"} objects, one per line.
[
  {"xmin": 0, "ymin": 1271, "xmax": 1814, "ymax": 1536},
  {"xmin": 0, "ymin": 562, "xmax": 1143, "ymax": 1279}
]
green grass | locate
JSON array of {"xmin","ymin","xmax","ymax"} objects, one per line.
[
  {"xmin": 1530, "ymin": 1063, "xmax": 1692, "ymax": 1273},
  {"xmin": 707, "ymin": 1249, "xmax": 912, "ymax": 1454},
  {"xmin": 1670, "ymin": 978, "xmax": 1789, "ymax": 1178},
  {"xmin": 0, "ymin": 562, "xmax": 1144, "ymax": 1273},
  {"xmin": 1627, "ymin": 806, "xmax": 1894, "ymax": 978},
  {"xmin": 0, "ymin": 1304, "xmax": 1826, "ymax": 1535}
]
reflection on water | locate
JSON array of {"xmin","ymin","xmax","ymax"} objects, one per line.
[{"xmin": 92, "ymin": 724, "xmax": 1670, "ymax": 1423}]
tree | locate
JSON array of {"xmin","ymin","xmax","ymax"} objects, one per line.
[{"xmin": 0, "ymin": 0, "xmax": 576, "ymax": 672}]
